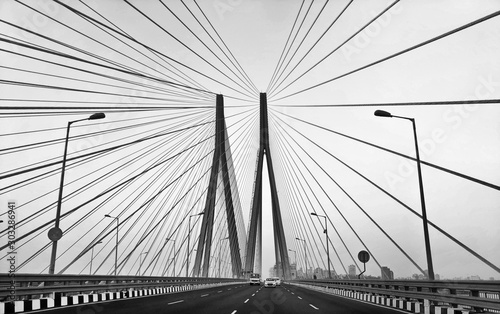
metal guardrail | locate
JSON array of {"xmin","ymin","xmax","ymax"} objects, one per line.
[
  {"xmin": 291, "ymin": 278, "xmax": 500, "ymax": 312},
  {"xmin": 0, "ymin": 273, "xmax": 245, "ymax": 301}
]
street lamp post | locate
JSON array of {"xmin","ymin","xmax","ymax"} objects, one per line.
[
  {"xmin": 296, "ymin": 237, "xmax": 307, "ymax": 279},
  {"xmin": 374, "ymin": 109, "xmax": 435, "ymax": 280},
  {"xmin": 219, "ymin": 236, "xmax": 229, "ymax": 277},
  {"xmin": 104, "ymin": 214, "xmax": 119, "ymax": 276},
  {"xmin": 139, "ymin": 251, "xmax": 148, "ymax": 276},
  {"xmin": 311, "ymin": 212, "xmax": 331, "ymax": 279},
  {"xmin": 48, "ymin": 113, "xmax": 105, "ymax": 274},
  {"xmin": 90, "ymin": 241, "xmax": 102, "ymax": 275},
  {"xmin": 187, "ymin": 212, "xmax": 204, "ymax": 277}
]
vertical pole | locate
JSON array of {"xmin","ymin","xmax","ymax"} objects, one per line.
[
  {"xmin": 187, "ymin": 217, "xmax": 191, "ymax": 277},
  {"xmin": 325, "ymin": 217, "xmax": 331, "ymax": 279},
  {"xmin": 90, "ymin": 246, "xmax": 95, "ymax": 275},
  {"xmin": 49, "ymin": 122, "xmax": 71, "ymax": 275},
  {"xmin": 411, "ymin": 119, "xmax": 434, "ymax": 280},
  {"xmin": 305, "ymin": 242, "xmax": 307, "ymax": 279},
  {"xmin": 114, "ymin": 218, "xmax": 118, "ymax": 276}
]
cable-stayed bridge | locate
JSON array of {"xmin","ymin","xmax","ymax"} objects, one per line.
[{"xmin": 1, "ymin": 1, "xmax": 499, "ymax": 313}]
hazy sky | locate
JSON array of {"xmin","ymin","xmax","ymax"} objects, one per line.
[{"xmin": 1, "ymin": 0, "xmax": 499, "ymax": 280}]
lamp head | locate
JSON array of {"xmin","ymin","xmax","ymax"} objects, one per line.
[
  {"xmin": 374, "ymin": 110, "xmax": 392, "ymax": 118},
  {"xmin": 89, "ymin": 112, "xmax": 106, "ymax": 120}
]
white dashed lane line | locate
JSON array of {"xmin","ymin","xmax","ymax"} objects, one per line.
[
  {"xmin": 168, "ymin": 300, "xmax": 184, "ymax": 305},
  {"xmin": 309, "ymin": 304, "xmax": 319, "ymax": 310},
  {"xmin": 230, "ymin": 310, "xmax": 237, "ymax": 314},
  {"xmin": 244, "ymin": 299, "xmax": 249, "ymax": 303},
  {"xmin": 201, "ymin": 294, "xmax": 209, "ymax": 297},
  {"xmin": 218, "ymin": 290, "xmax": 223, "ymax": 293},
  {"xmin": 298, "ymin": 296, "xmax": 302, "ymax": 300}
]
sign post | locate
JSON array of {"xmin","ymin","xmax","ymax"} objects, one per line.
[{"xmin": 357, "ymin": 250, "xmax": 370, "ymax": 279}]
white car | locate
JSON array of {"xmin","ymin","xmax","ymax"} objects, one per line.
[
  {"xmin": 273, "ymin": 277, "xmax": 281, "ymax": 286},
  {"xmin": 264, "ymin": 278, "xmax": 276, "ymax": 288},
  {"xmin": 249, "ymin": 274, "xmax": 261, "ymax": 285}
]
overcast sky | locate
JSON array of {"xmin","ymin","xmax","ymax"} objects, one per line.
[{"xmin": 1, "ymin": 0, "xmax": 499, "ymax": 280}]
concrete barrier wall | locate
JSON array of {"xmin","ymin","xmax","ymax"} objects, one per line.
[
  {"xmin": 0, "ymin": 281, "xmax": 241, "ymax": 313},
  {"xmin": 288, "ymin": 282, "xmax": 475, "ymax": 314}
]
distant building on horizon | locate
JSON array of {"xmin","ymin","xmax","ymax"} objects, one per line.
[
  {"xmin": 290, "ymin": 263, "xmax": 297, "ymax": 280},
  {"xmin": 314, "ymin": 267, "xmax": 325, "ymax": 279},
  {"xmin": 348, "ymin": 265, "xmax": 356, "ymax": 278},
  {"xmin": 381, "ymin": 266, "xmax": 394, "ymax": 280}
]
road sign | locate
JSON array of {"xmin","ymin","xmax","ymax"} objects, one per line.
[
  {"xmin": 358, "ymin": 250, "xmax": 370, "ymax": 263},
  {"xmin": 48, "ymin": 227, "xmax": 63, "ymax": 241}
]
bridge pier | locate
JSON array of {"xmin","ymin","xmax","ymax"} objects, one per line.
[
  {"xmin": 244, "ymin": 93, "xmax": 291, "ymax": 280},
  {"xmin": 193, "ymin": 94, "xmax": 243, "ymax": 278}
]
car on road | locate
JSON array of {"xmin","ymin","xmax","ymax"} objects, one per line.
[
  {"xmin": 249, "ymin": 273, "xmax": 261, "ymax": 285},
  {"xmin": 264, "ymin": 278, "xmax": 277, "ymax": 288},
  {"xmin": 272, "ymin": 277, "xmax": 281, "ymax": 286}
]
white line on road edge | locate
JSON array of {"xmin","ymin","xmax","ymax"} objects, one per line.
[
  {"xmin": 168, "ymin": 300, "xmax": 184, "ymax": 305},
  {"xmin": 201, "ymin": 294, "xmax": 209, "ymax": 297},
  {"xmin": 309, "ymin": 304, "xmax": 319, "ymax": 310},
  {"xmin": 244, "ymin": 299, "xmax": 249, "ymax": 303}
]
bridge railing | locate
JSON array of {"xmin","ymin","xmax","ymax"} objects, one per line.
[
  {"xmin": 291, "ymin": 278, "xmax": 500, "ymax": 313},
  {"xmin": 0, "ymin": 273, "xmax": 245, "ymax": 301}
]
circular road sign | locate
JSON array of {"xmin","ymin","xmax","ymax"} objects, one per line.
[
  {"xmin": 358, "ymin": 250, "xmax": 370, "ymax": 263},
  {"xmin": 48, "ymin": 227, "xmax": 63, "ymax": 241}
]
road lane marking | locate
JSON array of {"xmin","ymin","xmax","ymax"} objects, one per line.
[
  {"xmin": 201, "ymin": 294, "xmax": 209, "ymax": 297},
  {"xmin": 252, "ymin": 294, "xmax": 255, "ymax": 296},
  {"xmin": 244, "ymin": 299, "xmax": 249, "ymax": 303},
  {"xmin": 168, "ymin": 300, "xmax": 184, "ymax": 305},
  {"xmin": 309, "ymin": 304, "xmax": 319, "ymax": 310},
  {"xmin": 298, "ymin": 296, "xmax": 302, "ymax": 299},
  {"xmin": 218, "ymin": 290, "xmax": 223, "ymax": 293},
  {"xmin": 231, "ymin": 311, "xmax": 237, "ymax": 314},
  {"xmin": 291, "ymin": 292, "xmax": 295, "ymax": 295}
]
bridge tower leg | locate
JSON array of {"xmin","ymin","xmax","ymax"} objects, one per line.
[
  {"xmin": 244, "ymin": 93, "xmax": 291, "ymax": 279},
  {"xmin": 193, "ymin": 94, "xmax": 243, "ymax": 278}
]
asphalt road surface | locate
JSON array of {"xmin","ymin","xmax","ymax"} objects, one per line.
[{"xmin": 33, "ymin": 283, "xmax": 407, "ymax": 314}]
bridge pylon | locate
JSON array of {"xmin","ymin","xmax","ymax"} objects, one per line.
[
  {"xmin": 244, "ymin": 93, "xmax": 291, "ymax": 280},
  {"xmin": 193, "ymin": 94, "xmax": 243, "ymax": 278}
]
